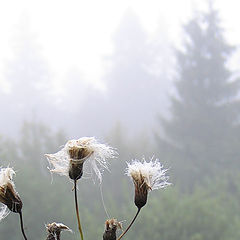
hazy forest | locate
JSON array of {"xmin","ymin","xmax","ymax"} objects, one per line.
[{"xmin": 1, "ymin": 3, "xmax": 240, "ymax": 240}]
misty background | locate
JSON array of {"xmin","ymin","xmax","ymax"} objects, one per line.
[{"xmin": 1, "ymin": 0, "xmax": 240, "ymax": 239}]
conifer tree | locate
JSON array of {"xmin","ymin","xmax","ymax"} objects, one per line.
[{"xmin": 156, "ymin": 6, "xmax": 240, "ymax": 188}]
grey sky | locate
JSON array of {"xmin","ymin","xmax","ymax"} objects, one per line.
[{"xmin": 0, "ymin": 0, "xmax": 239, "ymax": 94}]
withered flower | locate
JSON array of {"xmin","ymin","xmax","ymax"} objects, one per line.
[
  {"xmin": 0, "ymin": 167, "xmax": 22, "ymax": 216},
  {"xmin": 46, "ymin": 222, "xmax": 72, "ymax": 240},
  {"xmin": 0, "ymin": 167, "xmax": 28, "ymax": 240},
  {"xmin": 117, "ymin": 158, "xmax": 170, "ymax": 240},
  {"xmin": 103, "ymin": 218, "xmax": 122, "ymax": 240},
  {"xmin": 126, "ymin": 158, "xmax": 170, "ymax": 209},
  {"xmin": 45, "ymin": 137, "xmax": 117, "ymax": 183}
]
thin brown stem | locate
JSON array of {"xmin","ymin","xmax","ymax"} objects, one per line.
[
  {"xmin": 117, "ymin": 208, "xmax": 141, "ymax": 240},
  {"xmin": 74, "ymin": 180, "xmax": 84, "ymax": 240},
  {"xmin": 19, "ymin": 211, "xmax": 28, "ymax": 240}
]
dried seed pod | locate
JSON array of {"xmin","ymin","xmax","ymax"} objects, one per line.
[
  {"xmin": 103, "ymin": 218, "xmax": 122, "ymax": 240},
  {"xmin": 126, "ymin": 158, "xmax": 171, "ymax": 209},
  {"xmin": 0, "ymin": 168, "xmax": 22, "ymax": 215},
  {"xmin": 133, "ymin": 173, "xmax": 149, "ymax": 209},
  {"xmin": 46, "ymin": 222, "xmax": 71, "ymax": 240},
  {"xmin": 45, "ymin": 137, "xmax": 117, "ymax": 183},
  {"xmin": 68, "ymin": 146, "xmax": 93, "ymax": 181}
]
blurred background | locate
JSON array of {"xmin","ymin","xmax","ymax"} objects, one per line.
[{"xmin": 0, "ymin": 0, "xmax": 240, "ymax": 239}]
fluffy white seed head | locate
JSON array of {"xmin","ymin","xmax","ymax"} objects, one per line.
[
  {"xmin": 0, "ymin": 204, "xmax": 10, "ymax": 221},
  {"xmin": 0, "ymin": 167, "xmax": 15, "ymax": 188},
  {"xmin": 45, "ymin": 137, "xmax": 117, "ymax": 183},
  {"xmin": 126, "ymin": 158, "xmax": 171, "ymax": 191},
  {"xmin": 0, "ymin": 167, "xmax": 22, "ymax": 217}
]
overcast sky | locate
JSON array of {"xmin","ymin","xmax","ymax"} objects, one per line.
[{"xmin": 0, "ymin": 0, "xmax": 239, "ymax": 93}]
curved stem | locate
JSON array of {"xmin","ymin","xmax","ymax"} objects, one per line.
[
  {"xmin": 19, "ymin": 211, "xmax": 28, "ymax": 240},
  {"xmin": 117, "ymin": 208, "xmax": 141, "ymax": 240},
  {"xmin": 74, "ymin": 180, "xmax": 84, "ymax": 240}
]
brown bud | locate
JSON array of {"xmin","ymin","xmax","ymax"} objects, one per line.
[
  {"xmin": 134, "ymin": 184, "xmax": 148, "ymax": 209},
  {"xmin": 46, "ymin": 222, "xmax": 71, "ymax": 240},
  {"xmin": 133, "ymin": 173, "xmax": 149, "ymax": 209},
  {"xmin": 103, "ymin": 219, "xmax": 122, "ymax": 240},
  {"xmin": 68, "ymin": 146, "xmax": 92, "ymax": 160},
  {"xmin": 0, "ymin": 182, "xmax": 22, "ymax": 213},
  {"xmin": 68, "ymin": 160, "xmax": 84, "ymax": 181},
  {"xmin": 68, "ymin": 147, "xmax": 93, "ymax": 181}
]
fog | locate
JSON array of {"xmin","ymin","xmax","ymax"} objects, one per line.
[
  {"xmin": 0, "ymin": 8, "xmax": 174, "ymax": 138},
  {"xmin": 0, "ymin": 1, "xmax": 240, "ymax": 240},
  {"xmin": 0, "ymin": 0, "xmax": 239, "ymax": 138}
]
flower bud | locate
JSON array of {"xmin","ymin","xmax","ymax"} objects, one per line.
[
  {"xmin": 133, "ymin": 174, "xmax": 149, "ymax": 209},
  {"xmin": 46, "ymin": 222, "xmax": 71, "ymax": 240},
  {"xmin": 68, "ymin": 146, "xmax": 93, "ymax": 181},
  {"xmin": 126, "ymin": 158, "xmax": 171, "ymax": 209},
  {"xmin": 0, "ymin": 168, "xmax": 22, "ymax": 214},
  {"xmin": 103, "ymin": 218, "xmax": 122, "ymax": 240},
  {"xmin": 0, "ymin": 182, "xmax": 22, "ymax": 213},
  {"xmin": 68, "ymin": 159, "xmax": 84, "ymax": 181}
]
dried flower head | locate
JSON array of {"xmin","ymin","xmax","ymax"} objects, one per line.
[
  {"xmin": 126, "ymin": 158, "xmax": 171, "ymax": 209},
  {"xmin": 103, "ymin": 218, "xmax": 122, "ymax": 240},
  {"xmin": 0, "ymin": 167, "xmax": 22, "ymax": 219},
  {"xmin": 45, "ymin": 137, "xmax": 117, "ymax": 183},
  {"xmin": 46, "ymin": 222, "xmax": 72, "ymax": 240}
]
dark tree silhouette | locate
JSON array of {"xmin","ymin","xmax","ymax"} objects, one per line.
[{"xmin": 156, "ymin": 5, "xmax": 240, "ymax": 188}]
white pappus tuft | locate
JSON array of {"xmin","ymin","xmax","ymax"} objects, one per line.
[
  {"xmin": 45, "ymin": 137, "xmax": 117, "ymax": 183},
  {"xmin": 0, "ymin": 204, "xmax": 10, "ymax": 221},
  {"xmin": 126, "ymin": 158, "xmax": 171, "ymax": 191},
  {"xmin": 0, "ymin": 167, "xmax": 15, "ymax": 187},
  {"xmin": 0, "ymin": 167, "xmax": 17, "ymax": 221}
]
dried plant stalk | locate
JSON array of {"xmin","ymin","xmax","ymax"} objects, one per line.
[
  {"xmin": 19, "ymin": 211, "xmax": 28, "ymax": 240},
  {"xmin": 74, "ymin": 180, "xmax": 84, "ymax": 240},
  {"xmin": 117, "ymin": 208, "xmax": 141, "ymax": 240}
]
